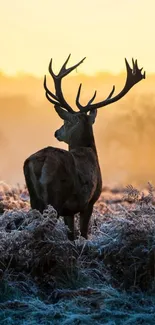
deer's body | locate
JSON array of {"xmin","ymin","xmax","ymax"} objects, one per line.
[
  {"xmin": 24, "ymin": 55, "xmax": 145, "ymax": 240},
  {"xmin": 24, "ymin": 146, "xmax": 101, "ymax": 216},
  {"xmin": 24, "ymin": 113, "xmax": 102, "ymax": 239}
]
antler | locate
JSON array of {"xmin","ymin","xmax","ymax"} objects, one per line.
[
  {"xmin": 76, "ymin": 58, "xmax": 146, "ymax": 113},
  {"xmin": 44, "ymin": 54, "xmax": 86, "ymax": 113}
]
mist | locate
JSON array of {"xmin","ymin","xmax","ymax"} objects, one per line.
[{"xmin": 0, "ymin": 71, "xmax": 154, "ymax": 187}]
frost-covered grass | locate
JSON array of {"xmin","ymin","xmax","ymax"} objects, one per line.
[
  {"xmin": 0, "ymin": 181, "xmax": 155, "ymax": 324},
  {"xmin": 1, "ymin": 281, "xmax": 155, "ymax": 325}
]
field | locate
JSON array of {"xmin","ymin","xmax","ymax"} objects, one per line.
[{"xmin": 0, "ymin": 182, "xmax": 155, "ymax": 324}]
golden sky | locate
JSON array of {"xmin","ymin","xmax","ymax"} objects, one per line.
[{"xmin": 0, "ymin": 0, "xmax": 154, "ymax": 76}]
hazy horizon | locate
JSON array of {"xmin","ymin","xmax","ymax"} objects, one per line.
[{"xmin": 0, "ymin": 70, "xmax": 155, "ymax": 187}]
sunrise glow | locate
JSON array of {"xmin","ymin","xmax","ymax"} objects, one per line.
[{"xmin": 0, "ymin": 0, "xmax": 154, "ymax": 76}]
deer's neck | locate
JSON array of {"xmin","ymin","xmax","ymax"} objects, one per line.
[{"xmin": 69, "ymin": 125, "xmax": 98, "ymax": 156}]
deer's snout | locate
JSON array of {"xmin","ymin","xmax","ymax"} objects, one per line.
[{"xmin": 54, "ymin": 129, "xmax": 63, "ymax": 141}]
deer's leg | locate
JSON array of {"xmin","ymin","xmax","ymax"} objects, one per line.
[
  {"xmin": 80, "ymin": 204, "xmax": 93, "ymax": 239},
  {"xmin": 24, "ymin": 175, "xmax": 45, "ymax": 213},
  {"xmin": 30, "ymin": 195, "xmax": 45, "ymax": 213},
  {"xmin": 24, "ymin": 160, "xmax": 46, "ymax": 213},
  {"xmin": 27, "ymin": 182, "xmax": 45, "ymax": 213},
  {"xmin": 64, "ymin": 216, "xmax": 75, "ymax": 241}
]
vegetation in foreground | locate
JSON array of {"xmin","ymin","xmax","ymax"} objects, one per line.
[{"xmin": 0, "ymin": 181, "xmax": 155, "ymax": 324}]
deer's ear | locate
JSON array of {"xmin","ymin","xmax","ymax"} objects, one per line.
[
  {"xmin": 55, "ymin": 105, "xmax": 74, "ymax": 123},
  {"xmin": 88, "ymin": 109, "xmax": 97, "ymax": 124}
]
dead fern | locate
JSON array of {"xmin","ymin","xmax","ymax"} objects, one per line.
[
  {"xmin": 124, "ymin": 182, "xmax": 155, "ymax": 206},
  {"xmin": 124, "ymin": 185, "xmax": 140, "ymax": 202}
]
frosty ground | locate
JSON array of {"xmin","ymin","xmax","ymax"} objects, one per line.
[{"xmin": 0, "ymin": 181, "xmax": 155, "ymax": 324}]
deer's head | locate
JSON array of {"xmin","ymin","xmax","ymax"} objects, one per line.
[
  {"xmin": 54, "ymin": 107, "xmax": 97, "ymax": 144},
  {"xmin": 44, "ymin": 55, "xmax": 145, "ymax": 145}
]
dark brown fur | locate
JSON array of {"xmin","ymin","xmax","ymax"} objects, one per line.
[{"xmin": 24, "ymin": 115, "xmax": 102, "ymax": 240}]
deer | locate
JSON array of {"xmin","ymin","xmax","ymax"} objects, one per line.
[{"xmin": 23, "ymin": 55, "xmax": 145, "ymax": 240}]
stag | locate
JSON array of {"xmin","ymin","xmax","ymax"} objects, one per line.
[{"xmin": 24, "ymin": 55, "xmax": 145, "ymax": 240}]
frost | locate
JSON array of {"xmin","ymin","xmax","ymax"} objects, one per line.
[{"xmin": 0, "ymin": 183, "xmax": 155, "ymax": 324}]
